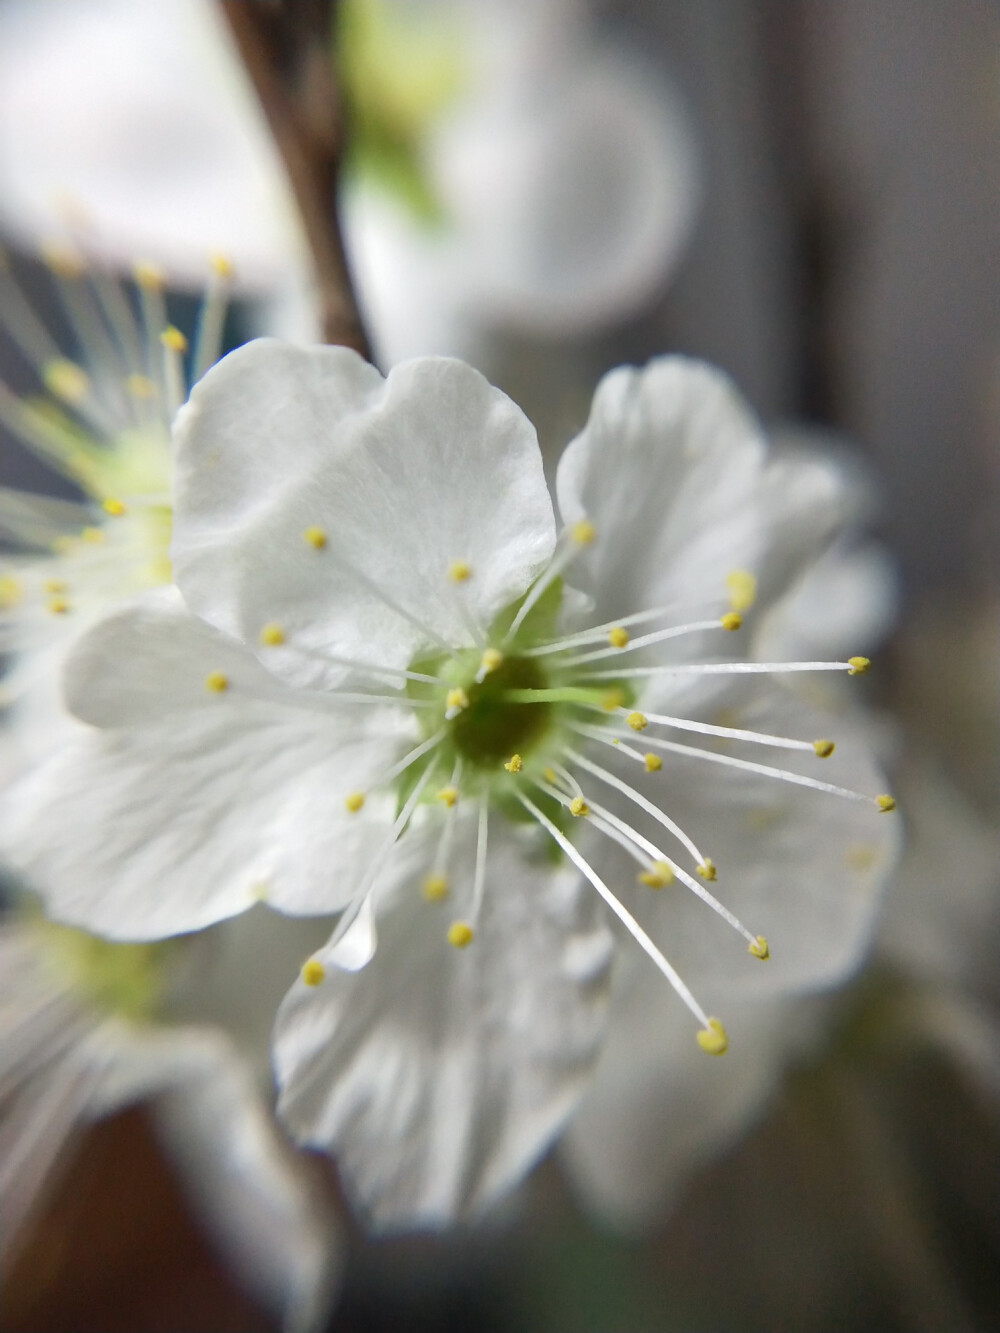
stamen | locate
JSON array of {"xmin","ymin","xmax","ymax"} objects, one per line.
[
  {"xmin": 848, "ymin": 656, "xmax": 871, "ymax": 675},
  {"xmin": 697, "ymin": 1018, "xmax": 729, "ymax": 1055},
  {"xmin": 445, "ymin": 687, "xmax": 469, "ymax": 719},
  {"xmin": 578, "ymin": 660, "xmax": 874, "ymax": 681},
  {"xmin": 193, "ymin": 254, "xmax": 233, "ymax": 381},
  {"xmin": 160, "ymin": 326, "xmax": 188, "ymax": 419},
  {"xmin": 476, "ymin": 647, "xmax": 503, "ymax": 682},
  {"xmin": 876, "ymin": 794, "xmax": 897, "ymax": 813},
  {"xmin": 563, "ymin": 745, "xmax": 709, "ymax": 868},
  {"xmin": 282, "ymin": 641, "xmax": 441, "ymax": 685},
  {"xmin": 720, "ymin": 612, "xmax": 743, "ymax": 631},
  {"xmin": 448, "ymin": 560, "xmax": 472, "ymax": 582},
  {"xmin": 516, "ymin": 791, "xmax": 716, "ymax": 1032},
  {"xmin": 569, "ymin": 796, "xmax": 590, "ymax": 817},
  {"xmin": 301, "ymin": 959, "xmax": 326, "ymax": 986},
  {"xmin": 370, "ymin": 726, "xmax": 447, "ymax": 792},
  {"xmin": 578, "ymin": 712, "xmax": 820, "ymax": 755},
  {"xmin": 437, "ymin": 786, "xmax": 459, "ymax": 807},
  {"xmin": 505, "ymin": 523, "xmax": 593, "ymax": 642},
  {"xmin": 555, "ymin": 618, "xmax": 731, "ymax": 668},
  {"xmin": 469, "ymin": 792, "xmax": 489, "ymax": 921},
  {"xmin": 422, "ymin": 875, "xmax": 450, "ymax": 902},
  {"xmin": 303, "ymin": 526, "xmax": 328, "ymax": 549},
  {"xmin": 205, "ymin": 671, "xmax": 229, "ymax": 692},
  {"xmin": 608, "ymin": 627, "xmax": 629, "ymax": 648},
  {"xmin": 344, "ymin": 792, "xmax": 365, "ymax": 813},
  {"xmin": 503, "ymin": 754, "xmax": 523, "ymax": 773},
  {"xmin": 447, "ymin": 921, "xmax": 474, "ymax": 948},
  {"xmin": 726, "ymin": 569, "xmax": 757, "ymax": 612}
]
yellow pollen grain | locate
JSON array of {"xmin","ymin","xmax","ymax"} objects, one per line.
[
  {"xmin": 0, "ymin": 576, "xmax": 23, "ymax": 608},
  {"xmin": 210, "ymin": 252, "xmax": 234, "ymax": 279},
  {"xmin": 749, "ymin": 935, "xmax": 770, "ymax": 960},
  {"xmin": 301, "ymin": 959, "xmax": 326, "ymax": 987},
  {"xmin": 205, "ymin": 671, "xmax": 229, "ymax": 693},
  {"xmin": 504, "ymin": 754, "xmax": 523, "ymax": 774},
  {"xmin": 608, "ymin": 626, "xmax": 630, "ymax": 648},
  {"xmin": 542, "ymin": 766, "xmax": 557, "ymax": 783},
  {"xmin": 848, "ymin": 656, "xmax": 871, "ymax": 675},
  {"xmin": 437, "ymin": 786, "xmax": 459, "ymax": 808},
  {"xmin": 127, "ymin": 373, "xmax": 157, "ymax": 400},
  {"xmin": 813, "ymin": 739, "xmax": 835, "ymax": 758},
  {"xmin": 133, "ymin": 260, "xmax": 164, "ymax": 291},
  {"xmin": 697, "ymin": 1018, "xmax": 729, "ymax": 1056},
  {"xmin": 161, "ymin": 326, "xmax": 188, "ymax": 354},
  {"xmin": 480, "ymin": 648, "xmax": 503, "ymax": 674},
  {"xmin": 260, "ymin": 622, "xmax": 286, "ymax": 646},
  {"xmin": 446, "ymin": 687, "xmax": 469, "ymax": 712},
  {"xmin": 448, "ymin": 559, "xmax": 472, "ymax": 583},
  {"xmin": 726, "ymin": 569, "xmax": 757, "ymax": 613},
  {"xmin": 876, "ymin": 794, "xmax": 897, "ymax": 813},
  {"xmin": 447, "ymin": 921, "xmax": 474, "ymax": 948},
  {"xmin": 422, "ymin": 875, "xmax": 450, "ymax": 902},
  {"xmin": 44, "ymin": 359, "xmax": 89, "ymax": 403},
  {"xmin": 303, "ymin": 526, "xmax": 328, "ymax": 549},
  {"xmin": 644, "ymin": 753, "xmax": 663, "ymax": 772},
  {"xmin": 571, "ymin": 519, "xmax": 597, "ymax": 545},
  {"xmin": 639, "ymin": 861, "xmax": 674, "ymax": 889},
  {"xmin": 46, "ymin": 596, "xmax": 70, "ymax": 615},
  {"xmin": 344, "ymin": 792, "xmax": 365, "ymax": 813},
  {"xmin": 627, "ymin": 711, "xmax": 648, "ymax": 732},
  {"xmin": 102, "ymin": 497, "xmax": 126, "ymax": 517},
  {"xmin": 569, "ymin": 796, "xmax": 590, "ymax": 817},
  {"xmin": 720, "ymin": 611, "xmax": 743, "ymax": 632},
  {"xmin": 697, "ymin": 858, "xmax": 717, "ymax": 882}
]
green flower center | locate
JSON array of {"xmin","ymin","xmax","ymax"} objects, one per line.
[{"xmin": 450, "ymin": 655, "xmax": 552, "ymax": 767}]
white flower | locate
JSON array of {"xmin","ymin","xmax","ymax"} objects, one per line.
[
  {"xmin": 341, "ymin": 0, "xmax": 700, "ymax": 363},
  {"xmin": 0, "ymin": 341, "xmax": 899, "ymax": 1225},
  {"xmin": 0, "ymin": 905, "xmax": 341, "ymax": 1332}
]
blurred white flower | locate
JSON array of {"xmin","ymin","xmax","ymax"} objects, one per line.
[
  {"xmin": 340, "ymin": 0, "xmax": 700, "ymax": 363},
  {"xmin": 1, "ymin": 340, "xmax": 897, "ymax": 1226},
  {"xmin": 0, "ymin": 906, "xmax": 340, "ymax": 1332}
]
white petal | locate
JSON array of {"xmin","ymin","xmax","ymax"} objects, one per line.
[
  {"xmin": 0, "ymin": 690, "xmax": 417, "ymax": 940},
  {"xmin": 274, "ymin": 822, "xmax": 613, "ymax": 1228},
  {"xmin": 556, "ymin": 358, "xmax": 769, "ymax": 624},
  {"xmin": 579, "ymin": 681, "xmax": 899, "ymax": 1000},
  {"xmin": 172, "ymin": 341, "xmax": 556, "ymax": 688}
]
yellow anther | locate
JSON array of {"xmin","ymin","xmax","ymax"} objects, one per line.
[
  {"xmin": 42, "ymin": 242, "xmax": 85, "ymax": 279},
  {"xmin": 303, "ymin": 526, "xmax": 328, "ymax": 549},
  {"xmin": 749, "ymin": 935, "xmax": 770, "ymax": 960},
  {"xmin": 161, "ymin": 326, "xmax": 188, "ymax": 354},
  {"xmin": 210, "ymin": 252, "xmax": 234, "ymax": 279},
  {"xmin": 133, "ymin": 260, "xmax": 164, "ymax": 291},
  {"xmin": 627, "ymin": 711, "xmax": 648, "ymax": 732},
  {"xmin": 504, "ymin": 754, "xmax": 523, "ymax": 774},
  {"xmin": 0, "ymin": 576, "xmax": 23, "ymax": 608},
  {"xmin": 644, "ymin": 752, "xmax": 663, "ymax": 772},
  {"xmin": 301, "ymin": 959, "xmax": 326, "ymax": 987},
  {"xmin": 848, "ymin": 656, "xmax": 871, "ymax": 675},
  {"xmin": 569, "ymin": 796, "xmax": 590, "ymax": 817},
  {"xmin": 260, "ymin": 622, "xmax": 286, "ymax": 646},
  {"xmin": 52, "ymin": 536, "xmax": 74, "ymax": 555},
  {"xmin": 601, "ymin": 687, "xmax": 626, "ymax": 712},
  {"xmin": 448, "ymin": 559, "xmax": 472, "ymax": 582},
  {"xmin": 608, "ymin": 626, "xmax": 630, "ymax": 648},
  {"xmin": 126, "ymin": 373, "xmax": 157, "ymax": 400},
  {"xmin": 720, "ymin": 611, "xmax": 743, "ymax": 632},
  {"xmin": 205, "ymin": 671, "xmax": 229, "ymax": 693},
  {"xmin": 726, "ymin": 569, "xmax": 757, "ymax": 612},
  {"xmin": 639, "ymin": 861, "xmax": 675, "ymax": 889},
  {"xmin": 696, "ymin": 858, "xmax": 717, "ymax": 882},
  {"xmin": 446, "ymin": 687, "xmax": 469, "ymax": 712},
  {"xmin": 422, "ymin": 875, "xmax": 450, "ymax": 902},
  {"xmin": 46, "ymin": 596, "xmax": 70, "ymax": 615},
  {"xmin": 81, "ymin": 527, "xmax": 104, "ymax": 543},
  {"xmin": 479, "ymin": 648, "xmax": 503, "ymax": 674},
  {"xmin": 437, "ymin": 786, "xmax": 459, "ymax": 807},
  {"xmin": 344, "ymin": 792, "xmax": 365, "ymax": 813},
  {"xmin": 447, "ymin": 921, "xmax": 475, "ymax": 948},
  {"xmin": 572, "ymin": 519, "xmax": 597, "ymax": 545},
  {"xmin": 696, "ymin": 1018, "xmax": 729, "ymax": 1056},
  {"xmin": 43, "ymin": 578, "xmax": 66, "ymax": 594},
  {"xmin": 543, "ymin": 766, "xmax": 557, "ymax": 783},
  {"xmin": 44, "ymin": 359, "xmax": 89, "ymax": 403},
  {"xmin": 813, "ymin": 739, "xmax": 835, "ymax": 758},
  {"xmin": 876, "ymin": 794, "xmax": 897, "ymax": 813},
  {"xmin": 102, "ymin": 497, "xmax": 126, "ymax": 516}
]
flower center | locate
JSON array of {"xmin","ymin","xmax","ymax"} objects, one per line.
[{"xmin": 449, "ymin": 655, "xmax": 551, "ymax": 767}]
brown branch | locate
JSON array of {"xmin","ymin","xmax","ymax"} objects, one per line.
[{"xmin": 220, "ymin": 0, "xmax": 371, "ymax": 358}]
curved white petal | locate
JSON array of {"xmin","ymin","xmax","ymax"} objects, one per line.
[
  {"xmin": 0, "ymin": 0, "xmax": 307, "ymax": 288},
  {"xmin": 577, "ymin": 680, "xmax": 899, "ymax": 1002},
  {"xmin": 172, "ymin": 341, "xmax": 556, "ymax": 689},
  {"xmin": 274, "ymin": 821, "xmax": 613, "ymax": 1228}
]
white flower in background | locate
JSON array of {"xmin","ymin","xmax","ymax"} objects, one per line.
[
  {"xmin": 0, "ymin": 904, "xmax": 341, "ymax": 1333},
  {"xmin": 0, "ymin": 0, "xmax": 307, "ymax": 296},
  {"xmin": 340, "ymin": 0, "xmax": 700, "ymax": 364},
  {"xmin": 0, "ymin": 341, "xmax": 898, "ymax": 1225}
]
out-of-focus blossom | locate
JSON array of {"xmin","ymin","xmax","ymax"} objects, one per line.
[
  {"xmin": 1, "ymin": 341, "xmax": 897, "ymax": 1226},
  {"xmin": 340, "ymin": 0, "xmax": 700, "ymax": 364},
  {"xmin": 0, "ymin": 0, "xmax": 307, "ymax": 296},
  {"xmin": 0, "ymin": 905, "xmax": 340, "ymax": 1332}
]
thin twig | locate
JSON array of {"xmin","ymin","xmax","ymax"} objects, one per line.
[{"xmin": 220, "ymin": 0, "xmax": 371, "ymax": 358}]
